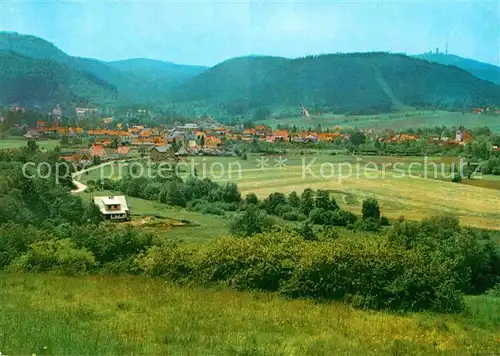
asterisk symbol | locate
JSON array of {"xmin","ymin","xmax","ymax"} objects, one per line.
[
  {"xmin": 255, "ymin": 156, "xmax": 269, "ymax": 170},
  {"xmin": 274, "ymin": 156, "xmax": 287, "ymax": 169}
]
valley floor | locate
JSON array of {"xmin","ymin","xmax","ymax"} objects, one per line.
[{"xmin": 0, "ymin": 273, "xmax": 499, "ymax": 355}]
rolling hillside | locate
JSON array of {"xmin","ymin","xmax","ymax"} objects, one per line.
[
  {"xmin": 0, "ymin": 51, "xmax": 117, "ymax": 108},
  {"xmin": 108, "ymin": 58, "xmax": 207, "ymax": 92},
  {"xmin": 414, "ymin": 52, "xmax": 500, "ymax": 86},
  {"xmin": 2, "ymin": 31, "xmax": 500, "ymax": 116},
  {"xmin": 0, "ymin": 32, "xmax": 205, "ymax": 108},
  {"xmin": 169, "ymin": 53, "xmax": 500, "ymax": 116}
]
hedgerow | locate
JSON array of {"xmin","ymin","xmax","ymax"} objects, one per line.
[{"xmin": 137, "ymin": 232, "xmax": 465, "ymax": 312}]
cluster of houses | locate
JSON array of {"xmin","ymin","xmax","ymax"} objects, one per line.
[{"xmin": 20, "ymin": 119, "xmax": 481, "ymax": 165}]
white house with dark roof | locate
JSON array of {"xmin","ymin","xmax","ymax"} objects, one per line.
[{"xmin": 93, "ymin": 195, "xmax": 130, "ymax": 221}]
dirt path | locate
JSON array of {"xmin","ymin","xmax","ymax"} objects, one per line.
[{"xmin": 70, "ymin": 160, "xmax": 130, "ymax": 194}]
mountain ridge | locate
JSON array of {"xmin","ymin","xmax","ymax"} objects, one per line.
[
  {"xmin": 167, "ymin": 52, "xmax": 500, "ymax": 116},
  {"xmin": 413, "ymin": 52, "xmax": 500, "ymax": 85},
  {"xmin": 0, "ymin": 31, "xmax": 206, "ymax": 108},
  {"xmin": 1, "ymin": 31, "xmax": 499, "ymax": 116}
]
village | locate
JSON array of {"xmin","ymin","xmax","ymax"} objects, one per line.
[{"xmin": 20, "ymin": 116, "xmax": 480, "ymax": 166}]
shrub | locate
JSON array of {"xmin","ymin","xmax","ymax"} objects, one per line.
[
  {"xmin": 229, "ymin": 205, "xmax": 274, "ymax": 237},
  {"xmin": 159, "ymin": 181, "xmax": 186, "ymax": 207},
  {"xmin": 245, "ymin": 193, "xmax": 259, "ymax": 205},
  {"xmin": 137, "ymin": 233, "xmax": 465, "ymax": 312},
  {"xmin": 386, "ymin": 215, "xmax": 500, "ymax": 294},
  {"xmin": 319, "ymin": 226, "xmax": 339, "ymax": 240},
  {"xmin": 362, "ymin": 198, "xmax": 381, "ymax": 220},
  {"xmin": 295, "ymin": 220, "xmax": 317, "ymax": 241},
  {"xmin": 356, "ymin": 217, "xmax": 381, "ymax": 232},
  {"xmin": 451, "ymin": 173, "xmax": 462, "ymax": 183},
  {"xmin": 308, "ymin": 208, "xmax": 328, "ymax": 225},
  {"xmin": 288, "ymin": 191, "xmax": 300, "ymax": 207},
  {"xmin": 13, "ymin": 239, "xmax": 95, "ymax": 274},
  {"xmin": 262, "ymin": 192, "xmax": 287, "ymax": 215},
  {"xmin": 330, "ymin": 209, "xmax": 358, "ymax": 226},
  {"xmin": 282, "ymin": 211, "xmax": 300, "ymax": 221},
  {"xmin": 0, "ymin": 223, "xmax": 45, "ymax": 268},
  {"xmin": 380, "ymin": 216, "xmax": 390, "ymax": 226},
  {"xmin": 486, "ymin": 283, "xmax": 500, "ymax": 297},
  {"xmin": 300, "ymin": 189, "xmax": 315, "ymax": 215}
]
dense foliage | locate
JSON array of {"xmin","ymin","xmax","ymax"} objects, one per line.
[
  {"xmin": 169, "ymin": 53, "xmax": 500, "ymax": 115},
  {"xmin": 2, "ymin": 31, "xmax": 500, "ymax": 114},
  {"xmin": 1, "ymin": 143, "xmax": 499, "ymax": 314},
  {"xmin": 137, "ymin": 221, "xmax": 498, "ymax": 312}
]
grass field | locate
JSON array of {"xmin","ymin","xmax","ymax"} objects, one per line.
[
  {"xmin": 258, "ymin": 110, "xmax": 500, "ymax": 132},
  {"xmin": 186, "ymin": 154, "xmax": 500, "ymax": 230},
  {"xmin": 84, "ymin": 190, "xmax": 229, "ymax": 243},
  {"xmin": 80, "ymin": 153, "xmax": 500, "ymax": 230},
  {"xmin": 0, "ymin": 138, "xmax": 60, "ymax": 151},
  {"xmin": 1, "ymin": 272, "xmax": 499, "ymax": 355}
]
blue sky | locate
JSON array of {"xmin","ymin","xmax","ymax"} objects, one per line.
[{"xmin": 0, "ymin": 0, "xmax": 498, "ymax": 66}]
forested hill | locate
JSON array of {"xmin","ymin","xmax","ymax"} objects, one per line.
[
  {"xmin": 0, "ymin": 51, "xmax": 118, "ymax": 109},
  {"xmin": 0, "ymin": 32, "xmax": 205, "ymax": 109},
  {"xmin": 168, "ymin": 53, "xmax": 500, "ymax": 115},
  {"xmin": 414, "ymin": 53, "xmax": 500, "ymax": 86},
  {"xmin": 2, "ymin": 31, "xmax": 500, "ymax": 114}
]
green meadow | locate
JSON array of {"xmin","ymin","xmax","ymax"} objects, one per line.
[
  {"xmin": 84, "ymin": 153, "xmax": 500, "ymax": 230},
  {"xmin": 0, "ymin": 138, "xmax": 60, "ymax": 151},
  {"xmin": 1, "ymin": 273, "xmax": 499, "ymax": 356},
  {"xmin": 258, "ymin": 110, "xmax": 500, "ymax": 132}
]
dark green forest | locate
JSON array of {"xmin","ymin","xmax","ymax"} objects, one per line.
[{"xmin": 2, "ymin": 31, "xmax": 500, "ymax": 116}]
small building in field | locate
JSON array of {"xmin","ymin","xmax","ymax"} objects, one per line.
[
  {"xmin": 24, "ymin": 130, "xmax": 40, "ymax": 139},
  {"xmin": 149, "ymin": 145, "xmax": 175, "ymax": 161},
  {"xmin": 93, "ymin": 195, "xmax": 130, "ymax": 221}
]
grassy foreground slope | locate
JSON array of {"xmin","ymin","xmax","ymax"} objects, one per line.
[{"xmin": 1, "ymin": 273, "xmax": 499, "ymax": 355}]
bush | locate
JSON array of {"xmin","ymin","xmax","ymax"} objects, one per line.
[
  {"xmin": 486, "ymin": 283, "xmax": 500, "ymax": 297},
  {"xmin": 13, "ymin": 239, "xmax": 96, "ymax": 274},
  {"xmin": 319, "ymin": 226, "xmax": 340, "ymax": 240},
  {"xmin": 282, "ymin": 211, "xmax": 307, "ymax": 221},
  {"xmin": 330, "ymin": 209, "xmax": 358, "ymax": 226},
  {"xmin": 386, "ymin": 215, "xmax": 500, "ymax": 294},
  {"xmin": 138, "ymin": 232, "xmax": 465, "ymax": 312},
  {"xmin": 296, "ymin": 220, "xmax": 317, "ymax": 241},
  {"xmin": 451, "ymin": 173, "xmax": 462, "ymax": 183},
  {"xmin": 362, "ymin": 198, "xmax": 381, "ymax": 220},
  {"xmin": 380, "ymin": 216, "xmax": 390, "ymax": 226},
  {"xmin": 0, "ymin": 223, "xmax": 45, "ymax": 268},
  {"xmin": 356, "ymin": 217, "xmax": 381, "ymax": 232},
  {"xmin": 288, "ymin": 191, "xmax": 300, "ymax": 208},
  {"xmin": 229, "ymin": 205, "xmax": 274, "ymax": 237},
  {"xmin": 68, "ymin": 226, "xmax": 154, "ymax": 265},
  {"xmin": 159, "ymin": 181, "xmax": 187, "ymax": 207},
  {"xmin": 262, "ymin": 192, "xmax": 287, "ymax": 215},
  {"xmin": 245, "ymin": 193, "xmax": 259, "ymax": 205},
  {"xmin": 308, "ymin": 208, "xmax": 329, "ymax": 225}
]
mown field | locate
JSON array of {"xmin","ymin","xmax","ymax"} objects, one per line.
[
  {"xmin": 0, "ymin": 273, "xmax": 499, "ymax": 356},
  {"xmin": 83, "ymin": 153, "xmax": 500, "ymax": 230},
  {"xmin": 0, "ymin": 138, "xmax": 60, "ymax": 151},
  {"xmin": 258, "ymin": 110, "xmax": 500, "ymax": 132}
]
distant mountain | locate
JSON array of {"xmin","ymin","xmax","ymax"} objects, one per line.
[
  {"xmin": 108, "ymin": 58, "xmax": 207, "ymax": 96},
  {"xmin": 2, "ymin": 31, "xmax": 500, "ymax": 116},
  {"xmin": 0, "ymin": 51, "xmax": 117, "ymax": 108},
  {"xmin": 0, "ymin": 32, "xmax": 205, "ymax": 109},
  {"xmin": 169, "ymin": 53, "xmax": 500, "ymax": 116},
  {"xmin": 414, "ymin": 53, "xmax": 500, "ymax": 85}
]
